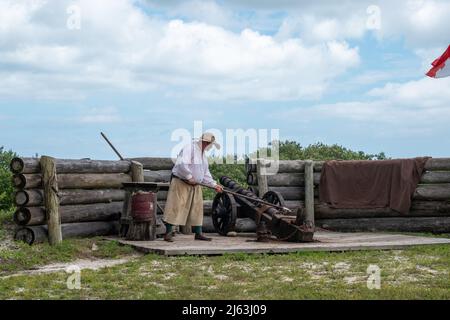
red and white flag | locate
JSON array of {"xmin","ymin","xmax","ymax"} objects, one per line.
[{"xmin": 426, "ymin": 45, "xmax": 450, "ymax": 78}]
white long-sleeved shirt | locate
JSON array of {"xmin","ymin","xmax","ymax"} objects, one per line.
[{"xmin": 172, "ymin": 141, "xmax": 217, "ymax": 188}]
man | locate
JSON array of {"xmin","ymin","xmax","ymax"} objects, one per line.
[{"xmin": 163, "ymin": 132, "xmax": 223, "ymax": 242}]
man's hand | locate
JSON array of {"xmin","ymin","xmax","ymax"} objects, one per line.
[{"xmin": 215, "ymin": 185, "xmax": 224, "ymax": 193}]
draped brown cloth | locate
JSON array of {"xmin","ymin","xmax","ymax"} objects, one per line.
[{"xmin": 319, "ymin": 157, "xmax": 430, "ymax": 214}]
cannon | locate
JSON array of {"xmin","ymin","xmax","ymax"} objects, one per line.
[{"xmin": 211, "ymin": 176, "xmax": 314, "ymax": 242}]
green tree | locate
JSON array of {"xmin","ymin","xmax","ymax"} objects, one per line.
[
  {"xmin": 255, "ymin": 140, "xmax": 387, "ymax": 161},
  {"xmin": 0, "ymin": 146, "xmax": 16, "ymax": 211}
]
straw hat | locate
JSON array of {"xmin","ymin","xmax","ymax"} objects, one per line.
[{"xmin": 200, "ymin": 132, "xmax": 221, "ymax": 149}]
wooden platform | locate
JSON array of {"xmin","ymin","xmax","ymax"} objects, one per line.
[{"xmin": 107, "ymin": 231, "xmax": 450, "ymax": 256}]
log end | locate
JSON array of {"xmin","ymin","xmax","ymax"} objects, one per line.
[
  {"xmin": 14, "ymin": 190, "xmax": 29, "ymax": 207},
  {"xmin": 12, "ymin": 174, "xmax": 26, "ymax": 189},
  {"xmin": 13, "ymin": 207, "xmax": 32, "ymax": 226},
  {"xmin": 10, "ymin": 157, "xmax": 25, "ymax": 174},
  {"xmin": 14, "ymin": 227, "xmax": 34, "ymax": 245}
]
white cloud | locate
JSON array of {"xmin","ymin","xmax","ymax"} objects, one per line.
[
  {"xmin": 276, "ymin": 76, "xmax": 450, "ymax": 131},
  {"xmin": 79, "ymin": 106, "xmax": 121, "ymax": 123},
  {"xmin": 0, "ymin": 0, "xmax": 360, "ymax": 101}
]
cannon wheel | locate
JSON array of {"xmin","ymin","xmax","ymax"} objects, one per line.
[
  {"xmin": 262, "ymin": 190, "xmax": 286, "ymax": 208},
  {"xmin": 212, "ymin": 192, "xmax": 237, "ymax": 236}
]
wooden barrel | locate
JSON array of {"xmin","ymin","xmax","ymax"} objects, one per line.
[{"xmin": 131, "ymin": 192, "xmax": 156, "ymax": 222}]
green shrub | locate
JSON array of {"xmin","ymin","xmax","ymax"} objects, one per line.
[
  {"xmin": 255, "ymin": 140, "xmax": 387, "ymax": 161},
  {"xmin": 0, "ymin": 146, "xmax": 16, "ymax": 211}
]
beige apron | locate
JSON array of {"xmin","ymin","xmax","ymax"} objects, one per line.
[{"xmin": 163, "ymin": 177, "xmax": 204, "ymax": 226}]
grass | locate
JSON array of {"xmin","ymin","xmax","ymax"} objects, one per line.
[
  {"xmin": 0, "ymin": 242, "xmax": 449, "ymax": 300},
  {"xmin": 1, "ymin": 208, "xmax": 449, "ymax": 300},
  {"xmin": 0, "ymin": 237, "xmax": 136, "ymax": 274}
]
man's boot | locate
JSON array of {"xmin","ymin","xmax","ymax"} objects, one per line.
[
  {"xmin": 195, "ymin": 233, "xmax": 212, "ymax": 241},
  {"xmin": 164, "ymin": 232, "xmax": 174, "ymax": 242},
  {"xmin": 192, "ymin": 226, "xmax": 212, "ymax": 241},
  {"xmin": 164, "ymin": 222, "xmax": 174, "ymax": 242}
]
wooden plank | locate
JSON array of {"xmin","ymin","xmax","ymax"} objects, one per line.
[{"xmin": 107, "ymin": 231, "xmax": 450, "ymax": 256}]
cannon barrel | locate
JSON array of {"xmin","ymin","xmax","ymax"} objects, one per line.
[
  {"xmin": 219, "ymin": 176, "xmax": 314, "ymax": 242},
  {"xmin": 220, "ymin": 176, "xmax": 280, "ymax": 216}
]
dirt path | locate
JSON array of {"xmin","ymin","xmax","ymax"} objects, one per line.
[{"xmin": 0, "ymin": 254, "xmax": 142, "ymax": 279}]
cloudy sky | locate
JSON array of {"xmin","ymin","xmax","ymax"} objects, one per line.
[{"xmin": 0, "ymin": 0, "xmax": 449, "ymax": 159}]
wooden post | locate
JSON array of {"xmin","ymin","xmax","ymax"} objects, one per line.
[
  {"xmin": 120, "ymin": 161, "xmax": 144, "ymax": 237},
  {"xmin": 256, "ymin": 159, "xmax": 269, "ymax": 197},
  {"xmin": 40, "ymin": 156, "xmax": 62, "ymax": 245},
  {"xmin": 304, "ymin": 160, "xmax": 315, "ymax": 229},
  {"xmin": 130, "ymin": 161, "xmax": 144, "ymax": 182}
]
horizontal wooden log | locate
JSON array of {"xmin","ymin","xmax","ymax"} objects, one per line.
[
  {"xmin": 128, "ymin": 157, "xmax": 175, "ymax": 171},
  {"xmin": 10, "ymin": 157, "xmax": 131, "ymax": 174},
  {"xmin": 203, "ymin": 216, "xmax": 257, "ymax": 233},
  {"xmin": 14, "ymin": 202, "xmax": 123, "ymax": 226},
  {"xmin": 424, "ymin": 158, "xmax": 450, "ymax": 171},
  {"xmin": 249, "ymin": 186, "xmax": 319, "ymax": 200},
  {"xmin": 421, "ymin": 171, "xmax": 450, "ymax": 184},
  {"xmin": 14, "ymin": 221, "xmax": 119, "ymax": 245},
  {"xmin": 143, "ymin": 170, "xmax": 172, "ymax": 183},
  {"xmin": 14, "ymin": 171, "xmax": 175, "ymax": 189},
  {"xmin": 316, "ymin": 217, "xmax": 450, "ymax": 233},
  {"xmin": 258, "ymin": 184, "xmax": 450, "ymax": 202},
  {"xmin": 12, "ymin": 174, "xmax": 42, "ymax": 189},
  {"xmin": 414, "ymin": 184, "xmax": 450, "ymax": 200},
  {"xmin": 58, "ymin": 173, "xmax": 132, "ymax": 189},
  {"xmin": 247, "ymin": 172, "xmax": 321, "ymax": 186},
  {"xmin": 15, "ymin": 189, "xmax": 43, "ymax": 206},
  {"xmin": 315, "ymin": 200, "xmax": 450, "ymax": 219},
  {"xmin": 58, "ymin": 189, "xmax": 125, "ymax": 205},
  {"xmin": 247, "ymin": 158, "xmax": 450, "ymax": 174},
  {"xmin": 248, "ymin": 160, "xmax": 324, "ymax": 174},
  {"xmin": 15, "ymin": 189, "xmax": 125, "ymax": 206}
]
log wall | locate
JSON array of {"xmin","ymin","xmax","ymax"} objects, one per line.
[
  {"xmin": 10, "ymin": 156, "xmax": 216, "ymax": 243},
  {"xmin": 246, "ymin": 157, "xmax": 450, "ymax": 233}
]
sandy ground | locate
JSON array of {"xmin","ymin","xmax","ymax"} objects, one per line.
[{"xmin": 0, "ymin": 254, "xmax": 142, "ymax": 279}]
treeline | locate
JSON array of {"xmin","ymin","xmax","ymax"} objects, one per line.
[{"xmin": 0, "ymin": 146, "xmax": 16, "ymax": 211}]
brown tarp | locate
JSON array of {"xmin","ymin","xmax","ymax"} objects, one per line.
[{"xmin": 319, "ymin": 157, "xmax": 430, "ymax": 214}]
